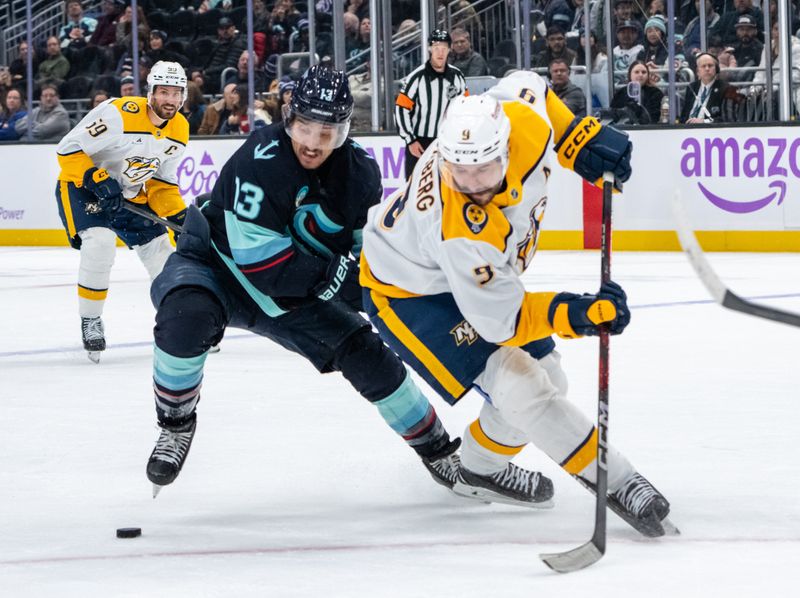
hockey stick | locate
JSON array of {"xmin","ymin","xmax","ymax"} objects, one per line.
[
  {"xmin": 540, "ymin": 172, "xmax": 615, "ymax": 573},
  {"xmin": 122, "ymin": 202, "xmax": 185, "ymax": 233},
  {"xmin": 672, "ymin": 191, "xmax": 800, "ymax": 328}
]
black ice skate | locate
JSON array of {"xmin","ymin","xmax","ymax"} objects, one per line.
[
  {"xmin": 81, "ymin": 316, "xmax": 105, "ymax": 363},
  {"xmin": 454, "ymin": 463, "xmax": 555, "ymax": 509},
  {"xmin": 575, "ymin": 472, "xmax": 677, "ymax": 537},
  {"xmin": 421, "ymin": 438, "xmax": 462, "ymax": 489},
  {"xmin": 147, "ymin": 414, "xmax": 197, "ymax": 498}
]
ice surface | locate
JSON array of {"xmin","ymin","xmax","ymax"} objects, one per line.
[{"xmin": 1, "ymin": 248, "xmax": 798, "ymax": 597}]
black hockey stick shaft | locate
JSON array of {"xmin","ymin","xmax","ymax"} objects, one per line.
[
  {"xmin": 122, "ymin": 202, "xmax": 185, "ymax": 233},
  {"xmin": 539, "ymin": 173, "xmax": 615, "ymax": 573},
  {"xmin": 592, "ymin": 173, "xmax": 613, "ymax": 554}
]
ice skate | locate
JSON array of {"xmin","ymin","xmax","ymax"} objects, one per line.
[
  {"xmin": 81, "ymin": 316, "xmax": 105, "ymax": 363},
  {"xmin": 421, "ymin": 438, "xmax": 462, "ymax": 489},
  {"xmin": 147, "ymin": 414, "xmax": 197, "ymax": 498},
  {"xmin": 454, "ymin": 462, "xmax": 555, "ymax": 509},
  {"xmin": 576, "ymin": 471, "xmax": 677, "ymax": 537}
]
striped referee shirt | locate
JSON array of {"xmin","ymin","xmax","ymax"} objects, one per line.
[{"xmin": 395, "ymin": 61, "xmax": 467, "ymax": 145}]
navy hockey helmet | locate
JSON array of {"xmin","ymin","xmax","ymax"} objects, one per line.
[
  {"xmin": 283, "ymin": 65, "xmax": 353, "ymax": 149},
  {"xmin": 428, "ymin": 29, "xmax": 452, "ymax": 45}
]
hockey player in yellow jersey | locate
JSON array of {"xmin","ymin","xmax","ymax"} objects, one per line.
[
  {"xmin": 361, "ymin": 71, "xmax": 674, "ymax": 537},
  {"xmin": 56, "ymin": 61, "xmax": 190, "ymax": 362}
]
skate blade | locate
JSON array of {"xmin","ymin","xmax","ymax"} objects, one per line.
[
  {"xmin": 208, "ymin": 344, "xmax": 221, "ymax": 354},
  {"xmin": 152, "ymin": 483, "xmax": 163, "ymax": 499},
  {"xmin": 87, "ymin": 351, "xmax": 102, "ymax": 364},
  {"xmin": 661, "ymin": 517, "xmax": 680, "ymax": 536},
  {"xmin": 452, "ymin": 481, "xmax": 554, "ymax": 509}
]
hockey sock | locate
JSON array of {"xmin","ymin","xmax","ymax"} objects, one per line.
[
  {"xmin": 77, "ymin": 227, "xmax": 117, "ymax": 318},
  {"xmin": 461, "ymin": 401, "xmax": 528, "ymax": 475}
]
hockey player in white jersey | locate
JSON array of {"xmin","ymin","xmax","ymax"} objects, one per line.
[
  {"xmin": 361, "ymin": 71, "xmax": 673, "ymax": 537},
  {"xmin": 56, "ymin": 61, "xmax": 190, "ymax": 362}
]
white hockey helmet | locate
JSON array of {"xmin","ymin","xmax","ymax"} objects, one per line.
[
  {"xmin": 438, "ymin": 94, "xmax": 511, "ymax": 196},
  {"xmin": 147, "ymin": 61, "xmax": 188, "ymax": 106}
]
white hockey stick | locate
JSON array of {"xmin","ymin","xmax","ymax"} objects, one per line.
[{"xmin": 672, "ymin": 191, "xmax": 800, "ymax": 328}]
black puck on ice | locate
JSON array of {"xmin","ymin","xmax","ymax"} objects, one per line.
[{"xmin": 116, "ymin": 527, "xmax": 142, "ymax": 539}]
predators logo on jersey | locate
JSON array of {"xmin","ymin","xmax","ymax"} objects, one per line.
[
  {"xmin": 121, "ymin": 101, "xmax": 140, "ymax": 114},
  {"xmin": 450, "ymin": 320, "xmax": 479, "ymax": 346},
  {"xmin": 123, "ymin": 156, "xmax": 161, "ymax": 183},
  {"xmin": 463, "ymin": 203, "xmax": 488, "ymax": 234}
]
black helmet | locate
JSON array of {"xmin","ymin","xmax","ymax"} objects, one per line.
[
  {"xmin": 283, "ymin": 65, "xmax": 353, "ymax": 149},
  {"xmin": 428, "ymin": 29, "xmax": 451, "ymax": 45},
  {"xmin": 288, "ymin": 64, "xmax": 353, "ymax": 125}
]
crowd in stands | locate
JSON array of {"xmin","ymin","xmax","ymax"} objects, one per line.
[{"xmin": 1, "ymin": 0, "xmax": 800, "ymax": 142}]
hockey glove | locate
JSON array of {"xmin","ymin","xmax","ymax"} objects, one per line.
[
  {"xmin": 83, "ymin": 167, "xmax": 124, "ymax": 213},
  {"xmin": 554, "ymin": 116, "xmax": 632, "ymax": 187},
  {"xmin": 548, "ymin": 281, "xmax": 630, "ymax": 339},
  {"xmin": 314, "ymin": 254, "xmax": 362, "ymax": 310}
]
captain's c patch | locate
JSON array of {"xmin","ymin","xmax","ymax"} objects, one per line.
[{"xmin": 463, "ymin": 203, "xmax": 488, "ymax": 234}]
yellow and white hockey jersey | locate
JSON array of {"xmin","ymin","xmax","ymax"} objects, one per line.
[
  {"xmin": 56, "ymin": 96, "xmax": 189, "ymax": 218},
  {"xmin": 361, "ymin": 71, "xmax": 578, "ymax": 346}
]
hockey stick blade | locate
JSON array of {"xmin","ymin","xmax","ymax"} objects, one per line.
[
  {"xmin": 540, "ymin": 541, "xmax": 603, "ymax": 574},
  {"xmin": 671, "ymin": 191, "xmax": 800, "ymax": 328}
]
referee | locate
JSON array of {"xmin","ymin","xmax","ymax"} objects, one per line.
[{"xmin": 395, "ymin": 29, "xmax": 467, "ymax": 179}]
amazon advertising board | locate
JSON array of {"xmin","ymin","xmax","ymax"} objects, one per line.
[{"xmin": 1, "ymin": 127, "xmax": 798, "ymax": 249}]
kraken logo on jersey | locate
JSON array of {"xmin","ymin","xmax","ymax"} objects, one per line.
[
  {"xmin": 451, "ymin": 320, "xmax": 479, "ymax": 346},
  {"xmin": 463, "ymin": 203, "xmax": 488, "ymax": 234},
  {"xmin": 121, "ymin": 101, "xmax": 140, "ymax": 114},
  {"xmin": 123, "ymin": 156, "xmax": 161, "ymax": 183}
]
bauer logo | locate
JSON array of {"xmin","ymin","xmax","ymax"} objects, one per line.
[
  {"xmin": 177, "ymin": 151, "xmax": 219, "ymax": 203},
  {"xmin": 679, "ymin": 135, "xmax": 797, "ymax": 213}
]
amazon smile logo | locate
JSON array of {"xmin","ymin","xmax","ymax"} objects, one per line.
[{"xmin": 680, "ymin": 136, "xmax": 798, "ymax": 213}]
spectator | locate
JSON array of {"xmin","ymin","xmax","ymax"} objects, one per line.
[
  {"xmin": 181, "ymin": 81, "xmax": 207, "ymax": 135},
  {"xmin": 218, "ymin": 84, "xmax": 271, "ymax": 135},
  {"xmin": 347, "ymin": 17, "xmax": 372, "ymax": 69},
  {"xmin": 610, "ymin": 60, "xmax": 664, "ymax": 123},
  {"xmin": 265, "ymin": 0, "xmax": 300, "ymax": 55},
  {"xmin": 533, "ymin": 26, "xmax": 577, "ymax": 69},
  {"xmin": 264, "ymin": 54, "xmax": 279, "ymax": 89},
  {"xmin": 190, "ymin": 69, "xmax": 206, "ymax": 92},
  {"xmin": 198, "ymin": 82, "xmax": 239, "ymax": 135},
  {"xmin": 543, "ymin": 0, "xmax": 574, "ymax": 33},
  {"xmin": 646, "ymin": 0, "xmax": 666, "ymax": 17},
  {"xmin": 0, "ymin": 88, "xmax": 27, "ymax": 142},
  {"xmin": 612, "ymin": 20, "xmax": 645, "ymax": 83},
  {"xmin": 90, "ymin": 0, "xmax": 125, "ymax": 47},
  {"xmin": 348, "ymin": 69, "xmax": 373, "ymax": 131},
  {"xmin": 205, "ymin": 17, "xmax": 248, "ymax": 93},
  {"xmin": 224, "ymin": 50, "xmax": 268, "ymax": 91},
  {"xmin": 680, "ymin": 52, "xmax": 729, "ymax": 122},
  {"xmin": 119, "ymin": 75, "xmax": 135, "ymax": 97},
  {"xmin": 728, "ymin": 14, "xmax": 763, "ymax": 82},
  {"xmin": 448, "ymin": 28, "xmax": 489, "ymax": 76},
  {"xmin": 766, "ymin": 0, "xmax": 800, "ymax": 42},
  {"xmin": 548, "ymin": 57, "xmax": 586, "ymax": 117},
  {"xmin": 37, "ymin": 37, "xmax": 71, "ymax": 86},
  {"xmin": 684, "ymin": 0, "xmax": 722, "ymax": 57},
  {"xmin": 88, "ymin": 89, "xmax": 110, "ymax": 109},
  {"xmin": 116, "ymin": 31, "xmax": 149, "ymax": 77},
  {"xmin": 198, "ymin": 0, "xmax": 234, "ymax": 11},
  {"xmin": 752, "ymin": 20, "xmax": 800, "ymax": 115},
  {"xmin": 710, "ymin": 0, "xmax": 762, "ymax": 46},
  {"xmin": 450, "ymin": 0, "xmax": 484, "ymax": 38},
  {"xmin": 343, "ymin": 12, "xmax": 360, "ymax": 47},
  {"xmin": 60, "ymin": 0, "xmax": 97, "ymax": 50},
  {"xmin": 574, "ymin": 29, "xmax": 609, "ymax": 73},
  {"xmin": 346, "ymin": 0, "xmax": 370, "ymax": 22},
  {"xmin": 9, "ymin": 41, "xmax": 38, "ymax": 86},
  {"xmin": 147, "ymin": 31, "xmax": 189, "ymax": 69},
  {"xmin": 115, "ymin": 3, "xmax": 150, "ymax": 47},
  {"xmin": 641, "ymin": 16, "xmax": 669, "ymax": 66},
  {"xmin": 394, "ymin": 29, "xmax": 467, "ymax": 179},
  {"xmin": 14, "ymin": 83, "xmax": 70, "ymax": 142},
  {"xmin": 269, "ymin": 77, "xmax": 295, "ymax": 122}
]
